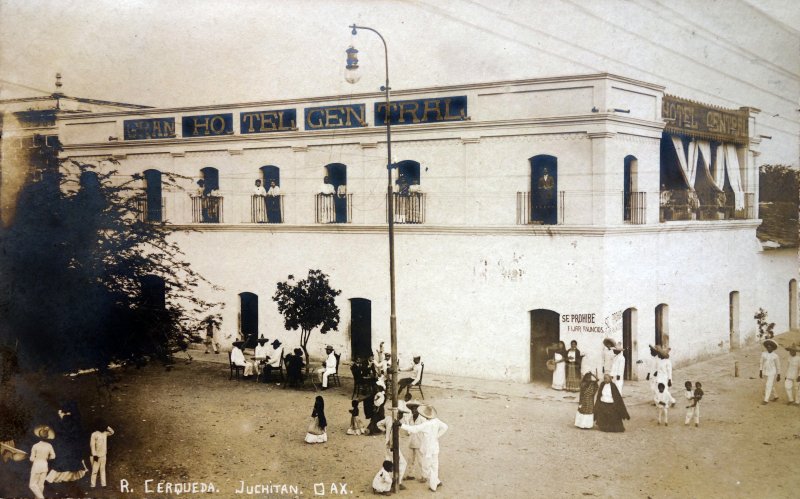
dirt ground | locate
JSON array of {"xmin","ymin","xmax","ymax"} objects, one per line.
[{"xmin": 2, "ymin": 333, "xmax": 799, "ymax": 499}]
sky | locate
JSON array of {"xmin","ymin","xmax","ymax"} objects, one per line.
[{"xmin": 1, "ymin": 0, "xmax": 798, "ymax": 163}]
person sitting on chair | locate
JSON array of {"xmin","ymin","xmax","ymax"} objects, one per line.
[
  {"xmin": 286, "ymin": 348, "xmax": 305, "ymax": 387},
  {"xmin": 397, "ymin": 356, "xmax": 423, "ymax": 396},
  {"xmin": 316, "ymin": 345, "xmax": 337, "ymax": 390},
  {"xmin": 263, "ymin": 339, "xmax": 283, "ymax": 378},
  {"xmin": 231, "ymin": 341, "xmax": 255, "ymax": 378}
]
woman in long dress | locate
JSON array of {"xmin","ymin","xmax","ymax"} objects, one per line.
[
  {"xmin": 551, "ymin": 341, "xmax": 567, "ymax": 390},
  {"xmin": 574, "ymin": 372, "xmax": 598, "ymax": 429},
  {"xmin": 565, "ymin": 340, "xmax": 582, "ymax": 392},
  {"xmin": 304, "ymin": 396, "xmax": 328, "ymax": 444},
  {"xmin": 594, "ymin": 374, "xmax": 630, "ymax": 432}
]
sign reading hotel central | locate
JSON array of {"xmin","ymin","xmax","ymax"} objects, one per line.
[
  {"xmin": 182, "ymin": 113, "xmax": 233, "ymax": 137},
  {"xmin": 375, "ymin": 96, "xmax": 468, "ymax": 126},
  {"xmin": 241, "ymin": 109, "xmax": 296, "ymax": 134},
  {"xmin": 662, "ymin": 95, "xmax": 748, "ymax": 144},
  {"xmin": 305, "ymin": 104, "xmax": 366, "ymax": 130},
  {"xmin": 123, "ymin": 118, "xmax": 176, "ymax": 140}
]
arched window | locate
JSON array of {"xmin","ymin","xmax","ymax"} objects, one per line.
[
  {"xmin": 624, "ymin": 155, "xmax": 643, "ymax": 223},
  {"xmin": 622, "ymin": 307, "xmax": 637, "ymax": 380},
  {"xmin": 143, "ymin": 169, "xmax": 162, "ymax": 222},
  {"xmin": 529, "ymin": 155, "xmax": 558, "ymax": 225},
  {"xmin": 325, "ymin": 163, "xmax": 347, "ymax": 190},
  {"xmin": 395, "ymin": 160, "xmax": 421, "ymax": 189},
  {"xmin": 239, "ymin": 292, "xmax": 258, "ymax": 347},
  {"xmin": 200, "ymin": 167, "xmax": 219, "ymax": 192},
  {"xmin": 195, "ymin": 167, "xmax": 221, "ymax": 223},
  {"xmin": 320, "ymin": 163, "xmax": 349, "ymax": 223},
  {"xmin": 260, "ymin": 165, "xmax": 280, "ymax": 187}
]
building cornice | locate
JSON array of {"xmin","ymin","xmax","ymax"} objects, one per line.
[
  {"xmin": 55, "ymin": 73, "xmax": 665, "ymax": 121},
  {"xmin": 164, "ymin": 220, "xmax": 760, "ymax": 237}
]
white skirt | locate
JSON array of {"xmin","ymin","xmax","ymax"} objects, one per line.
[
  {"xmin": 574, "ymin": 412, "xmax": 594, "ymax": 429},
  {"xmin": 304, "ymin": 432, "xmax": 328, "ymax": 444}
]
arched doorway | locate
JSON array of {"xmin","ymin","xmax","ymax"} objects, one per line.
[
  {"xmin": 239, "ymin": 292, "xmax": 258, "ymax": 348},
  {"xmin": 622, "ymin": 308, "xmax": 636, "ymax": 380},
  {"xmin": 790, "ymin": 280, "xmax": 798, "ymax": 331},
  {"xmin": 530, "ymin": 309, "xmax": 560, "ymax": 382},
  {"xmin": 729, "ymin": 291, "xmax": 740, "ymax": 349},
  {"xmin": 655, "ymin": 304, "xmax": 669, "ymax": 348},
  {"xmin": 623, "ymin": 155, "xmax": 638, "ymax": 222},
  {"xmin": 349, "ymin": 298, "xmax": 372, "ymax": 361}
]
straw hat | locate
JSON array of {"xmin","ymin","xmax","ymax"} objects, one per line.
[
  {"xmin": 785, "ymin": 343, "xmax": 799, "ymax": 353},
  {"xmin": 405, "ymin": 399, "xmax": 422, "ymax": 408},
  {"xmin": 613, "ymin": 341, "xmax": 623, "ymax": 353},
  {"xmin": 417, "ymin": 405, "xmax": 437, "ymax": 420},
  {"xmin": 257, "ymin": 337, "xmax": 269, "ymax": 345},
  {"xmin": 763, "ymin": 339, "xmax": 778, "ymax": 350},
  {"xmin": 33, "ymin": 425, "xmax": 55, "ymax": 440},
  {"xmin": 603, "ymin": 338, "xmax": 616, "ymax": 349}
]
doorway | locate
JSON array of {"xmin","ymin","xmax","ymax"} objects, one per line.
[
  {"xmin": 530, "ymin": 309, "xmax": 560, "ymax": 382},
  {"xmin": 622, "ymin": 308, "xmax": 636, "ymax": 380},
  {"xmin": 655, "ymin": 303, "xmax": 669, "ymax": 347},
  {"xmin": 239, "ymin": 292, "xmax": 259, "ymax": 348},
  {"xmin": 529, "ymin": 155, "xmax": 558, "ymax": 225},
  {"xmin": 350, "ymin": 298, "xmax": 372, "ymax": 360},
  {"xmin": 729, "ymin": 291, "xmax": 740, "ymax": 349}
]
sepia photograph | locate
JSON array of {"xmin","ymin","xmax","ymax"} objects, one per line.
[{"xmin": 1, "ymin": 1, "xmax": 798, "ymax": 497}]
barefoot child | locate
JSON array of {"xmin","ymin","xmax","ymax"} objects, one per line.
[
  {"xmin": 372, "ymin": 460, "xmax": 393, "ymax": 495},
  {"xmin": 685, "ymin": 382, "xmax": 703, "ymax": 427},
  {"xmin": 656, "ymin": 383, "xmax": 670, "ymax": 426}
]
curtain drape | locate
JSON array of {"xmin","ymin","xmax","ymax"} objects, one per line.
[
  {"xmin": 671, "ymin": 136, "xmax": 699, "ymax": 190},
  {"xmin": 724, "ymin": 144, "xmax": 745, "ymax": 210},
  {"xmin": 697, "ymin": 140, "xmax": 723, "ymax": 191}
]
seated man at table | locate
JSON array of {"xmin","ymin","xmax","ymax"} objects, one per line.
[
  {"xmin": 263, "ymin": 339, "xmax": 284, "ymax": 378},
  {"xmin": 397, "ymin": 355, "xmax": 423, "ymax": 396},
  {"xmin": 315, "ymin": 345, "xmax": 337, "ymax": 390},
  {"xmin": 231, "ymin": 341, "xmax": 255, "ymax": 378},
  {"xmin": 254, "ymin": 337, "xmax": 270, "ymax": 377}
]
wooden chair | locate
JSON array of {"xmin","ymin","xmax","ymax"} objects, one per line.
[
  {"xmin": 407, "ymin": 363, "xmax": 425, "ymax": 399},
  {"xmin": 261, "ymin": 350, "xmax": 285, "ymax": 383},
  {"xmin": 327, "ymin": 353, "xmax": 342, "ymax": 387},
  {"xmin": 351, "ymin": 363, "xmax": 374, "ymax": 399},
  {"xmin": 229, "ymin": 351, "xmax": 244, "ymax": 380}
]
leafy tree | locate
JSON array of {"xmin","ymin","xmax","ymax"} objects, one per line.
[
  {"xmin": 0, "ymin": 149, "xmax": 216, "ymax": 377},
  {"xmin": 754, "ymin": 308, "xmax": 775, "ymax": 340},
  {"xmin": 759, "ymin": 165, "xmax": 800, "ymax": 203},
  {"xmin": 273, "ymin": 269, "xmax": 341, "ymax": 373}
]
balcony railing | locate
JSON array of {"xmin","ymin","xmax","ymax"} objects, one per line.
[
  {"xmin": 387, "ymin": 192, "xmax": 426, "ymax": 224},
  {"xmin": 316, "ymin": 193, "xmax": 352, "ymax": 223},
  {"xmin": 660, "ymin": 190, "xmax": 755, "ymax": 222},
  {"xmin": 516, "ymin": 191, "xmax": 564, "ymax": 225},
  {"xmin": 250, "ymin": 195, "xmax": 283, "ymax": 223},
  {"xmin": 135, "ymin": 196, "xmax": 165, "ymax": 223},
  {"xmin": 624, "ymin": 192, "xmax": 646, "ymax": 224},
  {"xmin": 191, "ymin": 195, "xmax": 224, "ymax": 223}
]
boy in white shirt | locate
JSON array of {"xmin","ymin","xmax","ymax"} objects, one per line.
[
  {"xmin": 655, "ymin": 383, "xmax": 670, "ymax": 426},
  {"xmin": 784, "ymin": 344, "xmax": 800, "ymax": 405},
  {"xmin": 760, "ymin": 339, "xmax": 781, "ymax": 404},
  {"xmin": 372, "ymin": 460, "xmax": 393, "ymax": 495},
  {"xmin": 90, "ymin": 425, "xmax": 115, "ymax": 488}
]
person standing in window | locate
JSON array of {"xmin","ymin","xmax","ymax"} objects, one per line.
[
  {"xmin": 537, "ymin": 168, "xmax": 555, "ymax": 223},
  {"xmin": 266, "ymin": 180, "xmax": 282, "ymax": 223},
  {"xmin": 253, "ymin": 179, "xmax": 267, "ymax": 222}
]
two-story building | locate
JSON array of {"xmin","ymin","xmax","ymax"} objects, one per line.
[{"xmin": 51, "ymin": 72, "xmax": 798, "ymax": 382}]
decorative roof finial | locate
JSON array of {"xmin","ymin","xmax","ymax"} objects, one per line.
[{"xmin": 55, "ymin": 73, "xmax": 63, "ymax": 92}]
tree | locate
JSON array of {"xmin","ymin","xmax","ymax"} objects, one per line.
[
  {"xmin": 0, "ymin": 149, "xmax": 216, "ymax": 377},
  {"xmin": 273, "ymin": 269, "xmax": 341, "ymax": 374}
]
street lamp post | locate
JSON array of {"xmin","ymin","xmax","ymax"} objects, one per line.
[{"xmin": 345, "ymin": 24, "xmax": 400, "ymax": 492}]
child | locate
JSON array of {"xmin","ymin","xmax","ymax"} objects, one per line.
[
  {"xmin": 655, "ymin": 383, "xmax": 670, "ymax": 426},
  {"xmin": 90, "ymin": 424, "xmax": 115, "ymax": 488},
  {"xmin": 372, "ymin": 460, "xmax": 393, "ymax": 495},
  {"xmin": 304, "ymin": 396, "xmax": 327, "ymax": 444},
  {"xmin": 346, "ymin": 400, "xmax": 365, "ymax": 435},
  {"xmin": 685, "ymin": 382, "xmax": 703, "ymax": 427}
]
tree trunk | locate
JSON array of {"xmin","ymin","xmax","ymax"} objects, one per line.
[{"xmin": 301, "ymin": 329, "xmax": 311, "ymax": 377}]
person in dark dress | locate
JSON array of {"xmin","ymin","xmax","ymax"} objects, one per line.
[
  {"xmin": 286, "ymin": 348, "xmax": 305, "ymax": 388},
  {"xmin": 594, "ymin": 374, "xmax": 630, "ymax": 432}
]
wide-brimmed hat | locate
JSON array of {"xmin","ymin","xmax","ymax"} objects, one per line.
[
  {"xmin": 257, "ymin": 337, "xmax": 269, "ymax": 344},
  {"xmin": 232, "ymin": 341, "xmax": 244, "ymax": 348},
  {"xmin": 417, "ymin": 405, "xmax": 437, "ymax": 420},
  {"xmin": 405, "ymin": 399, "xmax": 422, "ymax": 408},
  {"xmin": 325, "ymin": 345, "xmax": 334, "ymax": 351},
  {"xmin": 785, "ymin": 343, "xmax": 799, "ymax": 353},
  {"xmin": 271, "ymin": 339, "xmax": 282, "ymax": 348},
  {"xmin": 648, "ymin": 344, "xmax": 660, "ymax": 355},
  {"xmin": 763, "ymin": 339, "xmax": 778, "ymax": 350},
  {"xmin": 603, "ymin": 338, "xmax": 616, "ymax": 349},
  {"xmin": 33, "ymin": 425, "xmax": 55, "ymax": 440},
  {"xmin": 613, "ymin": 342, "xmax": 623, "ymax": 353}
]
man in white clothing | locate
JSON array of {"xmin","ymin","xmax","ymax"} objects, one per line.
[
  {"xmin": 760, "ymin": 339, "xmax": 781, "ymax": 404},
  {"xmin": 90, "ymin": 425, "xmax": 114, "ymax": 488},
  {"xmin": 610, "ymin": 343, "xmax": 626, "ymax": 394},
  {"xmin": 397, "ymin": 356, "xmax": 423, "ymax": 396},
  {"xmin": 316, "ymin": 345, "xmax": 337, "ymax": 389},
  {"xmin": 29, "ymin": 426, "xmax": 55, "ymax": 499},
  {"xmin": 398, "ymin": 405, "xmax": 448, "ymax": 492},
  {"xmin": 656, "ymin": 346, "xmax": 676, "ymax": 405},
  {"xmin": 601, "ymin": 338, "xmax": 615, "ymax": 375},
  {"xmin": 784, "ymin": 344, "xmax": 800, "ymax": 405},
  {"xmin": 231, "ymin": 341, "xmax": 255, "ymax": 377}
]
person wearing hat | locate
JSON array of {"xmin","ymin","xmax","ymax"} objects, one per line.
[
  {"xmin": 398, "ymin": 404, "xmax": 448, "ymax": 492},
  {"xmin": 253, "ymin": 337, "xmax": 270, "ymax": 378},
  {"xmin": 646, "ymin": 345, "xmax": 661, "ymax": 404},
  {"xmin": 231, "ymin": 341, "xmax": 255, "ymax": 377},
  {"xmin": 402, "ymin": 395, "xmax": 427, "ymax": 481},
  {"xmin": 266, "ymin": 339, "xmax": 284, "ymax": 373},
  {"xmin": 784, "ymin": 343, "xmax": 800, "ymax": 405},
  {"xmin": 203, "ymin": 316, "xmax": 220, "ymax": 354},
  {"xmin": 655, "ymin": 346, "xmax": 676, "ymax": 406},
  {"xmin": 316, "ymin": 345, "xmax": 337, "ymax": 389},
  {"xmin": 601, "ymin": 338, "xmax": 616, "ymax": 375},
  {"xmin": 610, "ymin": 342, "xmax": 626, "ymax": 394},
  {"xmin": 377, "ymin": 403, "xmax": 409, "ymax": 489},
  {"xmin": 29, "ymin": 425, "xmax": 56, "ymax": 499},
  {"xmin": 89, "ymin": 424, "xmax": 114, "ymax": 488},
  {"xmin": 397, "ymin": 355, "xmax": 423, "ymax": 397},
  {"xmin": 760, "ymin": 339, "xmax": 781, "ymax": 404}
]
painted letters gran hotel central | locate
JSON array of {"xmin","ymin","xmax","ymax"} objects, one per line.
[{"xmin": 123, "ymin": 96, "xmax": 468, "ymax": 140}]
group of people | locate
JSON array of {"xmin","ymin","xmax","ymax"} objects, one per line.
[
  {"xmin": 760, "ymin": 339, "xmax": 800, "ymax": 406},
  {"xmin": 228, "ymin": 336, "xmax": 309, "ymax": 387},
  {"xmin": 253, "ymin": 178, "xmax": 282, "ymax": 223},
  {"xmin": 24, "ymin": 402, "xmax": 114, "ymax": 499}
]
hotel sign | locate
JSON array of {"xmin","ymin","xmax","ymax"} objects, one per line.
[
  {"xmin": 662, "ymin": 95, "xmax": 748, "ymax": 144},
  {"xmin": 122, "ymin": 95, "xmax": 468, "ymax": 140}
]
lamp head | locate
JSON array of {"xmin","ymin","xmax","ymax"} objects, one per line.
[{"xmin": 345, "ymin": 45, "xmax": 361, "ymax": 84}]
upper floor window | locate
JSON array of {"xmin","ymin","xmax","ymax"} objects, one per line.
[
  {"xmin": 317, "ymin": 163, "xmax": 350, "ymax": 223},
  {"xmin": 193, "ymin": 167, "xmax": 222, "ymax": 223},
  {"xmin": 142, "ymin": 169, "xmax": 163, "ymax": 222},
  {"xmin": 530, "ymin": 155, "xmax": 558, "ymax": 225}
]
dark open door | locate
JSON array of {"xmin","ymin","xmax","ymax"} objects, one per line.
[
  {"xmin": 622, "ymin": 308, "xmax": 634, "ymax": 380},
  {"xmin": 350, "ymin": 298, "xmax": 372, "ymax": 360},
  {"xmin": 530, "ymin": 309, "xmax": 560, "ymax": 382},
  {"xmin": 239, "ymin": 292, "xmax": 258, "ymax": 348}
]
